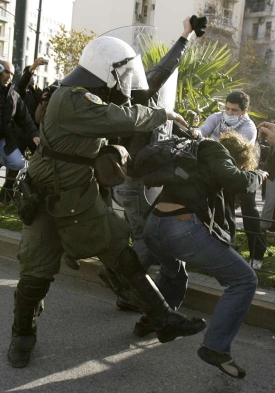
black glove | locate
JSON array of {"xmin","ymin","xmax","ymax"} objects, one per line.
[{"xmin": 190, "ymin": 15, "xmax": 208, "ymax": 37}]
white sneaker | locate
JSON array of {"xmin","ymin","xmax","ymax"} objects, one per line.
[{"xmin": 250, "ymin": 259, "xmax": 263, "ymax": 270}]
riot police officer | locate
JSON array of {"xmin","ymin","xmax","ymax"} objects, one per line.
[{"xmin": 8, "ymin": 36, "xmax": 206, "ymax": 368}]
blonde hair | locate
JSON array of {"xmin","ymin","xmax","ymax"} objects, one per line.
[{"xmin": 218, "ymin": 131, "xmax": 259, "ymax": 171}]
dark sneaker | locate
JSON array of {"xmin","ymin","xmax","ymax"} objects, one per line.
[
  {"xmin": 157, "ymin": 317, "xmax": 207, "ymax": 343},
  {"xmin": 8, "ymin": 335, "xmax": 36, "ymax": 368},
  {"xmin": 116, "ymin": 297, "xmax": 142, "ymax": 313},
  {"xmin": 62, "ymin": 254, "xmax": 81, "ymax": 270},
  {"xmin": 133, "ymin": 316, "xmax": 156, "ymax": 337},
  {"xmin": 197, "ymin": 346, "xmax": 246, "ymax": 379}
]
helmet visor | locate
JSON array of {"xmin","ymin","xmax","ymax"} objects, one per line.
[{"xmin": 110, "ymin": 54, "xmax": 148, "ymax": 98}]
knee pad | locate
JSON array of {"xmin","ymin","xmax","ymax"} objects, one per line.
[
  {"xmin": 17, "ymin": 278, "xmax": 51, "ymax": 306},
  {"xmin": 117, "ymin": 246, "xmax": 144, "ymax": 276}
]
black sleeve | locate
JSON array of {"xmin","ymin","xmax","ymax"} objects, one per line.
[
  {"xmin": 200, "ymin": 141, "xmax": 264, "ymax": 194},
  {"xmin": 131, "ymin": 37, "xmax": 188, "ymax": 105},
  {"xmin": 14, "ymin": 92, "xmax": 39, "ymax": 139},
  {"xmin": 16, "ymin": 68, "xmax": 32, "ymax": 98}
]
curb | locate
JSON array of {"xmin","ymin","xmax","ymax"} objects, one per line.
[{"xmin": 1, "ymin": 231, "xmax": 274, "ymax": 332}]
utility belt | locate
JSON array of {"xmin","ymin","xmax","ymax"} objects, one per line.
[{"xmin": 37, "ymin": 143, "xmax": 130, "ymax": 188}]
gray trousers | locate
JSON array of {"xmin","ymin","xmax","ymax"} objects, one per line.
[{"xmin": 261, "ymin": 178, "xmax": 275, "ymax": 230}]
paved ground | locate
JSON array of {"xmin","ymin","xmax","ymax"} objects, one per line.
[{"xmin": 1, "ymin": 255, "xmax": 275, "ymax": 393}]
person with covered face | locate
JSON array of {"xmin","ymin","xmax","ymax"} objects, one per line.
[{"xmin": 7, "ymin": 35, "xmax": 207, "ymax": 369}]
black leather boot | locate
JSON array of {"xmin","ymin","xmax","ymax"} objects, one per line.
[
  {"xmin": 8, "ymin": 278, "xmax": 50, "ymax": 368},
  {"xmin": 117, "ymin": 247, "xmax": 207, "ymax": 340},
  {"xmin": 8, "ymin": 304, "xmax": 40, "ymax": 368}
]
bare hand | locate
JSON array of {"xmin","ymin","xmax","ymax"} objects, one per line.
[
  {"xmin": 256, "ymin": 169, "xmax": 269, "ymax": 180},
  {"xmin": 190, "ymin": 128, "xmax": 202, "ymax": 138},
  {"xmin": 258, "ymin": 121, "xmax": 275, "ymax": 146},
  {"xmin": 182, "ymin": 17, "xmax": 194, "ymax": 40},
  {"xmin": 29, "ymin": 57, "xmax": 48, "ymax": 73},
  {"xmin": 166, "ymin": 109, "xmax": 187, "ymax": 127},
  {"xmin": 32, "ymin": 137, "xmax": 40, "ymax": 146}
]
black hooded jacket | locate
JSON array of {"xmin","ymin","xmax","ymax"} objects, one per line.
[{"xmin": 158, "ymin": 139, "xmax": 265, "ymax": 245}]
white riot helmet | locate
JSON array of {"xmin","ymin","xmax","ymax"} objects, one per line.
[{"xmin": 61, "ymin": 36, "xmax": 148, "ymax": 98}]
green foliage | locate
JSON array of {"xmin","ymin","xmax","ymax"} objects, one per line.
[
  {"xmin": 235, "ymin": 232, "xmax": 275, "ymax": 289},
  {"xmin": 0, "ymin": 201, "xmax": 22, "ymax": 232},
  {"xmin": 49, "ymin": 25, "xmax": 96, "ymax": 75},
  {"xmin": 176, "ymin": 42, "xmax": 244, "ymax": 123},
  {"xmin": 142, "ymin": 39, "xmax": 245, "ymax": 125}
]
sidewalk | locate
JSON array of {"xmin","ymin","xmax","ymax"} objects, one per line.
[{"xmin": 1, "ymin": 227, "xmax": 274, "ymax": 332}]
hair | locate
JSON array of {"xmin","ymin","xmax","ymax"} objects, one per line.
[
  {"xmin": 226, "ymin": 91, "xmax": 250, "ymax": 111},
  {"xmin": 219, "ymin": 130, "xmax": 259, "ymax": 170}
]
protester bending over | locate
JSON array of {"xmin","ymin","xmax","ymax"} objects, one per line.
[{"xmin": 142, "ymin": 131, "xmax": 267, "ymax": 379}]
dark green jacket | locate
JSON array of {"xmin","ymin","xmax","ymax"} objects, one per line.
[{"xmin": 29, "ymin": 86, "xmax": 167, "ymax": 189}]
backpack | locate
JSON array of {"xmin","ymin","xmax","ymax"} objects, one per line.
[{"xmin": 134, "ymin": 137, "xmax": 202, "ymax": 188}]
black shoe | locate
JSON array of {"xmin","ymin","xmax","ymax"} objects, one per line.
[
  {"xmin": 197, "ymin": 346, "xmax": 246, "ymax": 379},
  {"xmin": 62, "ymin": 254, "xmax": 81, "ymax": 270},
  {"xmin": 116, "ymin": 297, "xmax": 142, "ymax": 313},
  {"xmin": 133, "ymin": 316, "xmax": 156, "ymax": 337},
  {"xmin": 157, "ymin": 317, "xmax": 207, "ymax": 343},
  {"xmin": 8, "ymin": 334, "xmax": 36, "ymax": 368}
]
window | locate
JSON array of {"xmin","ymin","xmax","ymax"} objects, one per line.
[
  {"xmin": 38, "ymin": 40, "xmax": 42, "ymax": 53},
  {"xmin": 0, "ymin": 41, "xmax": 4, "ymax": 56},
  {"xmin": 253, "ymin": 23, "xmax": 259, "ymax": 40},
  {"xmin": 43, "ymin": 77, "xmax": 48, "ymax": 89},
  {"xmin": 252, "ymin": 0, "xmax": 266, "ymax": 13},
  {"xmin": 223, "ymin": 0, "xmax": 230, "ymax": 8},
  {"xmin": 26, "ymin": 37, "xmax": 30, "ymax": 50},
  {"xmin": 204, "ymin": 2, "xmax": 216, "ymax": 15},
  {"xmin": 223, "ymin": 9, "xmax": 233, "ymax": 26},
  {"xmin": 44, "ymin": 62, "xmax": 48, "ymax": 72},
  {"xmin": 46, "ymin": 42, "xmax": 50, "ymax": 56},
  {"xmin": 265, "ymin": 21, "xmax": 272, "ymax": 40},
  {"xmin": 135, "ymin": 2, "xmax": 139, "ymax": 14},
  {"xmin": 25, "ymin": 56, "xmax": 28, "ymax": 67},
  {"xmin": 0, "ymin": 22, "xmax": 4, "ymax": 37},
  {"xmin": 143, "ymin": 5, "xmax": 148, "ymax": 17}
]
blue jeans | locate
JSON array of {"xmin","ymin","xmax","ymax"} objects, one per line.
[
  {"xmin": 0, "ymin": 138, "xmax": 25, "ymax": 170},
  {"xmin": 112, "ymin": 179, "xmax": 160, "ymax": 269},
  {"xmin": 144, "ymin": 212, "xmax": 258, "ymax": 354}
]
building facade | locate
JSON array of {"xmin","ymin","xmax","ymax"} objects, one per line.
[
  {"xmin": 0, "ymin": 0, "xmax": 73, "ymax": 89},
  {"xmin": 72, "ymin": 0, "xmax": 246, "ymax": 48},
  {"xmin": 242, "ymin": 0, "xmax": 275, "ymax": 68},
  {"xmin": 0, "ymin": 0, "xmax": 14, "ymax": 61}
]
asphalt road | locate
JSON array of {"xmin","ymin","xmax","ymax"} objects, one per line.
[{"xmin": 0, "ymin": 255, "xmax": 274, "ymax": 393}]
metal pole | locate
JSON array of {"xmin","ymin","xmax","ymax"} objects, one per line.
[
  {"xmin": 34, "ymin": 0, "xmax": 43, "ymax": 60},
  {"xmin": 12, "ymin": 0, "xmax": 29, "ymax": 83}
]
